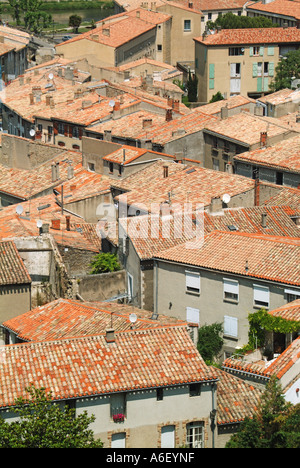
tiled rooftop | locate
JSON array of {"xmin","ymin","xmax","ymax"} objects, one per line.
[
  {"xmin": 203, "ymin": 111, "xmax": 297, "ymax": 146},
  {"xmin": 213, "ymin": 367, "xmax": 263, "ymax": 425},
  {"xmin": 263, "ymin": 185, "xmax": 300, "ymax": 208},
  {"xmin": 115, "ymin": 161, "xmax": 255, "ymax": 212},
  {"xmin": 0, "ymin": 240, "xmax": 31, "ymax": 286},
  {"xmin": 194, "ymin": 27, "xmax": 300, "ymax": 45},
  {"xmin": 0, "ymin": 325, "xmax": 217, "ymax": 407},
  {"xmin": 258, "ymin": 88, "xmax": 300, "ymax": 106},
  {"xmin": 195, "ymin": 95, "xmax": 255, "ymax": 115},
  {"xmin": 0, "ymin": 194, "xmax": 102, "ymax": 252},
  {"xmin": 0, "ymin": 149, "xmax": 82, "ymax": 199},
  {"xmin": 247, "ymin": 0, "xmax": 300, "ymax": 21},
  {"xmin": 154, "ymin": 230, "xmax": 300, "ymax": 286},
  {"xmin": 234, "ymin": 134, "xmax": 300, "ymax": 174},
  {"xmin": 59, "ymin": 9, "xmax": 171, "ymax": 49},
  {"xmin": 2, "ymin": 298, "xmax": 185, "ymax": 342},
  {"xmin": 223, "ymin": 336, "xmax": 300, "ymax": 382},
  {"xmin": 268, "ymin": 299, "xmax": 300, "ymax": 322},
  {"xmin": 204, "ymin": 205, "xmax": 300, "ymax": 237}
]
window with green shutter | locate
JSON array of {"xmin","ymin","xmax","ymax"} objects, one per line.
[
  {"xmin": 257, "ymin": 77, "xmax": 262, "ymax": 92},
  {"xmin": 209, "ymin": 63, "xmax": 215, "ymax": 79},
  {"xmin": 267, "ymin": 46, "xmax": 274, "ymax": 56},
  {"xmin": 252, "ymin": 62, "xmax": 258, "ymax": 77},
  {"xmin": 264, "ymin": 77, "xmax": 269, "ymax": 91},
  {"xmin": 260, "ymin": 46, "xmax": 264, "ymax": 56},
  {"xmin": 249, "ymin": 46, "xmax": 253, "ymax": 57},
  {"xmin": 269, "ymin": 62, "xmax": 274, "ymax": 76},
  {"xmin": 209, "ymin": 78, "xmax": 214, "ymax": 89}
]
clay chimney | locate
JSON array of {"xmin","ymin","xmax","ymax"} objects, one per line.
[{"xmin": 166, "ymin": 109, "xmax": 172, "ymax": 121}]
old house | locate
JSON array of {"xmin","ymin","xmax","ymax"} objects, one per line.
[
  {"xmin": 153, "ymin": 231, "xmax": 300, "ymax": 359},
  {"xmin": 0, "ymin": 240, "xmax": 31, "ymax": 325},
  {"xmin": 194, "ymin": 27, "xmax": 300, "ymax": 103}
]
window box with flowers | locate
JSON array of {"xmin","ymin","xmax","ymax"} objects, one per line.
[{"xmin": 113, "ymin": 413, "xmax": 125, "ymax": 423}]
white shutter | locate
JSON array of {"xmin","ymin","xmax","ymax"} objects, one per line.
[
  {"xmin": 186, "ymin": 271, "xmax": 200, "ymax": 293},
  {"xmin": 223, "ymin": 278, "xmax": 239, "ymax": 295},
  {"xmin": 161, "ymin": 425, "xmax": 175, "ymax": 448},
  {"xmin": 284, "ymin": 289, "xmax": 300, "ymax": 297},
  {"xmin": 224, "ymin": 316, "xmax": 238, "ymax": 338},
  {"xmin": 186, "ymin": 307, "xmax": 200, "ymax": 324},
  {"xmin": 111, "ymin": 432, "xmax": 126, "ymax": 448},
  {"xmin": 254, "ymin": 285, "xmax": 270, "ymax": 306}
]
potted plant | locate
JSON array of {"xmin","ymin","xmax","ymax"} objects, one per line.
[{"xmin": 113, "ymin": 413, "xmax": 125, "ymax": 423}]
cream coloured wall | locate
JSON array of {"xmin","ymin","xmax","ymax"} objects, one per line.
[{"xmin": 196, "ymin": 41, "xmax": 281, "ymax": 102}]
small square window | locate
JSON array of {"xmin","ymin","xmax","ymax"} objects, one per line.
[
  {"xmin": 157, "ymin": 44, "xmax": 162, "ymax": 51},
  {"xmin": 157, "ymin": 388, "xmax": 163, "ymax": 401},
  {"xmin": 88, "ymin": 162, "xmax": 95, "ymax": 172},
  {"xmin": 189, "ymin": 383, "xmax": 201, "ymax": 397},
  {"xmin": 184, "ymin": 20, "xmax": 191, "ymax": 31}
]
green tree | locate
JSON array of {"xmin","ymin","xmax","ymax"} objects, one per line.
[
  {"xmin": 89, "ymin": 252, "xmax": 121, "ymax": 274},
  {"xmin": 0, "ymin": 385, "xmax": 103, "ymax": 448},
  {"xmin": 186, "ymin": 69, "xmax": 198, "ymax": 103},
  {"xmin": 209, "ymin": 91, "xmax": 224, "ymax": 103},
  {"xmin": 206, "ymin": 12, "xmax": 276, "ymax": 30},
  {"xmin": 269, "ymin": 49, "xmax": 300, "ymax": 92},
  {"xmin": 226, "ymin": 376, "xmax": 300, "ymax": 448},
  {"xmin": 197, "ymin": 323, "xmax": 224, "ymax": 365},
  {"xmin": 69, "ymin": 14, "xmax": 82, "ymax": 33},
  {"xmin": 8, "ymin": 0, "xmax": 52, "ymax": 33}
]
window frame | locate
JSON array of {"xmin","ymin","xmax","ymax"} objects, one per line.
[
  {"xmin": 223, "ymin": 278, "xmax": 239, "ymax": 303},
  {"xmin": 224, "ymin": 315, "xmax": 238, "ymax": 339},
  {"xmin": 253, "ymin": 284, "xmax": 270, "ymax": 309},
  {"xmin": 186, "ymin": 421, "xmax": 205, "ymax": 448},
  {"xmin": 184, "ymin": 19, "xmax": 191, "ymax": 31},
  {"xmin": 186, "ymin": 270, "xmax": 200, "ymax": 295}
]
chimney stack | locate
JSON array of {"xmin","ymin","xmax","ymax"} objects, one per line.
[
  {"xmin": 261, "ymin": 212, "xmax": 267, "ymax": 228},
  {"xmin": 65, "ymin": 215, "xmax": 71, "ymax": 231},
  {"xmin": 260, "ymin": 131, "xmax": 267, "ymax": 147},
  {"xmin": 105, "ymin": 328, "xmax": 115, "ymax": 343},
  {"xmin": 163, "ymin": 164, "xmax": 169, "ymax": 178},
  {"xmin": 166, "ymin": 108, "xmax": 172, "ymax": 121}
]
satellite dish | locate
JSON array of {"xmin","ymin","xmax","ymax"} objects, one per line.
[
  {"xmin": 16, "ymin": 205, "xmax": 24, "ymax": 215},
  {"xmin": 109, "ymin": 100, "xmax": 115, "ymax": 107},
  {"xmin": 36, "ymin": 219, "xmax": 43, "ymax": 228},
  {"xmin": 29, "ymin": 129, "xmax": 35, "ymax": 137},
  {"xmin": 222, "ymin": 193, "xmax": 231, "ymax": 204},
  {"xmin": 129, "ymin": 313, "xmax": 137, "ymax": 324},
  {"xmin": 48, "ymin": 73, "xmax": 54, "ymax": 80}
]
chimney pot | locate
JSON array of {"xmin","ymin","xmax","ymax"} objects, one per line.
[
  {"xmin": 261, "ymin": 212, "xmax": 267, "ymax": 228},
  {"xmin": 105, "ymin": 328, "xmax": 115, "ymax": 343},
  {"xmin": 163, "ymin": 164, "xmax": 169, "ymax": 178},
  {"xmin": 65, "ymin": 215, "xmax": 71, "ymax": 231},
  {"xmin": 51, "ymin": 219, "xmax": 61, "ymax": 230},
  {"xmin": 166, "ymin": 108, "xmax": 172, "ymax": 121},
  {"xmin": 260, "ymin": 131, "xmax": 267, "ymax": 147}
]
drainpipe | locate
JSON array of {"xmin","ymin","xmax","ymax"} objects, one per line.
[{"xmin": 210, "ymin": 382, "xmax": 217, "ymax": 449}]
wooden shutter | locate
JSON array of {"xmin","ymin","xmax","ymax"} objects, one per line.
[
  {"xmin": 252, "ymin": 62, "xmax": 258, "ymax": 77},
  {"xmin": 257, "ymin": 77, "xmax": 262, "ymax": 92},
  {"xmin": 209, "ymin": 63, "xmax": 215, "ymax": 78},
  {"xmin": 267, "ymin": 46, "xmax": 274, "ymax": 56},
  {"xmin": 53, "ymin": 121, "xmax": 58, "ymax": 135},
  {"xmin": 249, "ymin": 46, "xmax": 253, "ymax": 57},
  {"xmin": 269, "ymin": 62, "xmax": 274, "ymax": 76},
  {"xmin": 259, "ymin": 46, "xmax": 264, "ymax": 56}
]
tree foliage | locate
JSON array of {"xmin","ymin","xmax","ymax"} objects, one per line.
[
  {"xmin": 197, "ymin": 322, "xmax": 224, "ymax": 364},
  {"xmin": 69, "ymin": 14, "xmax": 82, "ymax": 33},
  {"xmin": 209, "ymin": 91, "xmax": 224, "ymax": 103},
  {"xmin": 226, "ymin": 376, "xmax": 300, "ymax": 448},
  {"xmin": 269, "ymin": 49, "xmax": 300, "ymax": 92},
  {"xmin": 0, "ymin": 386, "xmax": 103, "ymax": 448},
  {"xmin": 186, "ymin": 69, "xmax": 198, "ymax": 103},
  {"xmin": 206, "ymin": 12, "xmax": 277, "ymax": 30},
  {"xmin": 89, "ymin": 252, "xmax": 121, "ymax": 274},
  {"xmin": 8, "ymin": 0, "xmax": 52, "ymax": 33}
]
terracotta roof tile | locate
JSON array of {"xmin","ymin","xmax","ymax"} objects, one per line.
[
  {"xmin": 194, "ymin": 27, "xmax": 300, "ymax": 45},
  {"xmin": 268, "ymin": 299, "xmax": 300, "ymax": 322},
  {"xmin": 115, "ymin": 161, "xmax": 255, "ymax": 211},
  {"xmin": 2, "ymin": 298, "xmax": 186, "ymax": 342},
  {"xmin": 223, "ymin": 336, "xmax": 300, "ymax": 383},
  {"xmin": 154, "ymin": 230, "xmax": 300, "ymax": 286},
  {"xmin": 0, "ymin": 240, "xmax": 31, "ymax": 285},
  {"xmin": 213, "ymin": 368, "xmax": 263, "ymax": 425},
  {"xmin": 203, "ymin": 111, "xmax": 297, "ymax": 146},
  {"xmin": 234, "ymin": 134, "xmax": 300, "ymax": 174},
  {"xmin": 0, "ymin": 325, "xmax": 217, "ymax": 407},
  {"xmin": 247, "ymin": 0, "xmax": 300, "ymax": 21}
]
